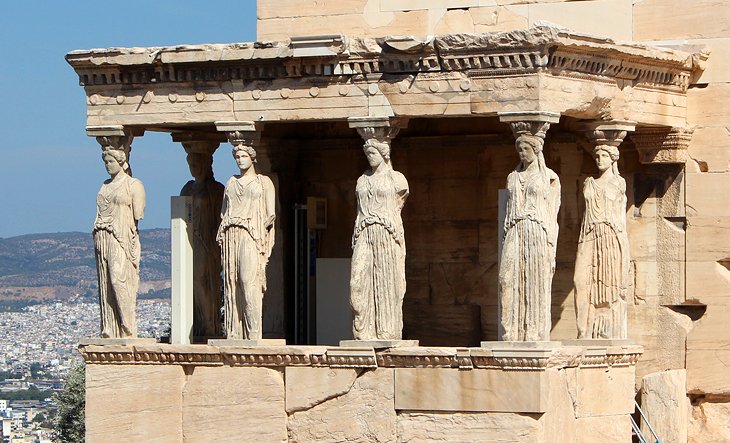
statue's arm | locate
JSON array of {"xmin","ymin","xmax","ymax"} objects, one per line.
[
  {"xmin": 551, "ymin": 175, "xmax": 561, "ymax": 219},
  {"xmin": 393, "ymin": 171, "xmax": 410, "ymax": 206},
  {"xmin": 219, "ymin": 181, "xmax": 230, "ymax": 219},
  {"xmin": 548, "ymin": 172, "xmax": 561, "ymax": 246},
  {"xmin": 131, "ymin": 179, "xmax": 146, "ymax": 223},
  {"xmin": 263, "ymin": 176, "xmax": 276, "ymax": 228},
  {"xmin": 180, "ymin": 181, "xmax": 193, "ymax": 197},
  {"xmin": 617, "ymin": 176, "xmax": 628, "ymax": 232}
]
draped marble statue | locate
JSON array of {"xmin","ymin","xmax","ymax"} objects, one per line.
[
  {"xmin": 180, "ymin": 146, "xmax": 224, "ymax": 338},
  {"xmin": 93, "ymin": 139, "xmax": 146, "ymax": 338},
  {"xmin": 217, "ymin": 142, "xmax": 275, "ymax": 340},
  {"xmin": 499, "ymin": 132, "xmax": 561, "ymax": 341},
  {"xmin": 573, "ymin": 144, "xmax": 629, "ymax": 339},
  {"xmin": 350, "ymin": 138, "xmax": 409, "ymax": 340}
]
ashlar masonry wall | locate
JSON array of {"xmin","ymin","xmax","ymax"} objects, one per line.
[
  {"xmin": 257, "ymin": 0, "xmax": 635, "ymax": 42},
  {"xmin": 83, "ymin": 343, "xmax": 641, "ymax": 443},
  {"xmin": 257, "ymin": 1, "xmax": 730, "ymax": 441}
]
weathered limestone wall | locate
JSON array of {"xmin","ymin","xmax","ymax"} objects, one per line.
[
  {"xmin": 82, "ymin": 343, "xmax": 640, "ymax": 443},
  {"xmin": 257, "ymin": 0, "xmax": 730, "ymax": 438},
  {"xmin": 634, "ymin": 1, "xmax": 730, "ymax": 441},
  {"xmin": 257, "ymin": 0, "xmax": 634, "ymax": 42}
]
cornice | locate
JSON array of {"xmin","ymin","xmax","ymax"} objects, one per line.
[{"xmin": 66, "ymin": 25, "xmax": 700, "ymax": 92}]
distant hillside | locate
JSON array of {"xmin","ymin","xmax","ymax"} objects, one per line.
[{"xmin": 0, "ymin": 229, "xmax": 171, "ymax": 305}]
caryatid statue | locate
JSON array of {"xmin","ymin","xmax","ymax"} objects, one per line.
[
  {"xmin": 573, "ymin": 123, "xmax": 634, "ymax": 339},
  {"xmin": 177, "ymin": 135, "xmax": 225, "ymax": 338},
  {"xmin": 348, "ymin": 119, "xmax": 409, "ymax": 341},
  {"xmin": 498, "ymin": 113, "xmax": 561, "ymax": 342},
  {"xmin": 92, "ymin": 133, "xmax": 146, "ymax": 338},
  {"xmin": 217, "ymin": 129, "xmax": 275, "ymax": 340}
]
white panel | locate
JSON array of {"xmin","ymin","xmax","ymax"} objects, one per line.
[
  {"xmin": 316, "ymin": 258, "xmax": 353, "ymax": 345},
  {"xmin": 171, "ymin": 196, "xmax": 194, "ymax": 345}
]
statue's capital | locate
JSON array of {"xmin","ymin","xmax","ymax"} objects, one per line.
[
  {"xmin": 172, "ymin": 132, "xmax": 224, "ymax": 156},
  {"xmin": 498, "ymin": 111, "xmax": 561, "ymax": 139},
  {"xmin": 215, "ymin": 121, "xmax": 262, "ymax": 147},
  {"xmin": 87, "ymin": 125, "xmax": 135, "ymax": 153},
  {"xmin": 578, "ymin": 120, "xmax": 636, "ymax": 148},
  {"xmin": 348, "ymin": 117, "xmax": 406, "ymax": 144}
]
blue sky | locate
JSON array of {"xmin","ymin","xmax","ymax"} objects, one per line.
[{"xmin": 0, "ymin": 1, "xmax": 258, "ymax": 238}]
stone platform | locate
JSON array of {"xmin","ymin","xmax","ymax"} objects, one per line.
[{"xmin": 80, "ymin": 342, "xmax": 642, "ymax": 442}]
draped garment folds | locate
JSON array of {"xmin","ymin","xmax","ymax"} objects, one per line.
[
  {"xmin": 180, "ymin": 179, "xmax": 224, "ymax": 338},
  {"xmin": 93, "ymin": 175, "xmax": 145, "ymax": 338},
  {"xmin": 350, "ymin": 170, "xmax": 409, "ymax": 340},
  {"xmin": 217, "ymin": 174, "xmax": 275, "ymax": 339},
  {"xmin": 499, "ymin": 166, "xmax": 561, "ymax": 341},
  {"xmin": 574, "ymin": 176, "xmax": 629, "ymax": 339}
]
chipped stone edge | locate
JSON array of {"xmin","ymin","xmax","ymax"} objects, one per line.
[{"xmin": 79, "ymin": 343, "xmax": 643, "ymax": 370}]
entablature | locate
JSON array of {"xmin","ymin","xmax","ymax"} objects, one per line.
[{"xmin": 66, "ymin": 25, "xmax": 705, "ymax": 130}]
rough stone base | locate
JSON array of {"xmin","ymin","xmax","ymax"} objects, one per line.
[
  {"xmin": 80, "ymin": 343, "xmax": 642, "ymax": 443},
  {"xmin": 689, "ymin": 395, "xmax": 730, "ymax": 443},
  {"xmin": 641, "ymin": 369, "xmax": 690, "ymax": 443}
]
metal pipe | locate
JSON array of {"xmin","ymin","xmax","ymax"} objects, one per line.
[{"xmin": 635, "ymin": 400, "xmax": 661, "ymax": 443}]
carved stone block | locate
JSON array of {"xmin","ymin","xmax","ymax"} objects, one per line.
[
  {"xmin": 395, "ymin": 367, "xmax": 549, "ymax": 413},
  {"xmin": 85, "ymin": 364, "xmax": 185, "ymax": 442},
  {"xmin": 287, "ymin": 368, "xmax": 396, "ymax": 443},
  {"xmin": 182, "ymin": 367, "xmax": 287, "ymax": 442}
]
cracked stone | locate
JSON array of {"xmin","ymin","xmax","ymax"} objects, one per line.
[
  {"xmin": 287, "ymin": 368, "xmax": 396, "ymax": 442},
  {"xmin": 285, "ymin": 367, "xmax": 360, "ymax": 413}
]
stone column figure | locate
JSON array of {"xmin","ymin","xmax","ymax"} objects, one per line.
[
  {"xmin": 217, "ymin": 133, "xmax": 275, "ymax": 340},
  {"xmin": 92, "ymin": 135, "xmax": 146, "ymax": 338},
  {"xmin": 498, "ymin": 114, "xmax": 561, "ymax": 341},
  {"xmin": 349, "ymin": 121, "xmax": 409, "ymax": 340},
  {"xmin": 574, "ymin": 123, "xmax": 634, "ymax": 339},
  {"xmin": 179, "ymin": 138, "xmax": 224, "ymax": 338}
]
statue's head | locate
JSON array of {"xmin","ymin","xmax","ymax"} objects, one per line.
[
  {"xmin": 515, "ymin": 133, "xmax": 544, "ymax": 153},
  {"xmin": 186, "ymin": 152, "xmax": 213, "ymax": 181},
  {"xmin": 594, "ymin": 144, "xmax": 619, "ymax": 162},
  {"xmin": 515, "ymin": 134, "xmax": 543, "ymax": 165},
  {"xmin": 363, "ymin": 138, "xmax": 391, "ymax": 168},
  {"xmin": 593, "ymin": 144, "xmax": 620, "ymax": 174},
  {"xmin": 101, "ymin": 147, "xmax": 129, "ymax": 175},
  {"xmin": 97, "ymin": 135, "xmax": 132, "ymax": 176},
  {"xmin": 232, "ymin": 143, "xmax": 256, "ymax": 172},
  {"xmin": 232, "ymin": 143, "xmax": 256, "ymax": 161}
]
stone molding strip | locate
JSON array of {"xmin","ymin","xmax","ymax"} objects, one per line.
[{"xmin": 79, "ymin": 343, "xmax": 643, "ymax": 371}]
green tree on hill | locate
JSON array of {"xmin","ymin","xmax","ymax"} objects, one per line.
[{"xmin": 52, "ymin": 362, "xmax": 85, "ymax": 442}]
